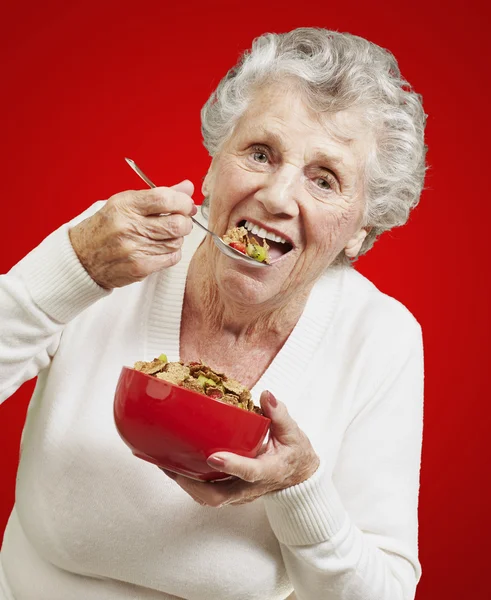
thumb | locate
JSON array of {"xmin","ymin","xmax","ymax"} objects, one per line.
[
  {"xmin": 260, "ymin": 391, "xmax": 297, "ymax": 441},
  {"xmin": 170, "ymin": 179, "xmax": 194, "ymax": 196}
]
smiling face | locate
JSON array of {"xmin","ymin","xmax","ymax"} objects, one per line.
[{"xmin": 201, "ymin": 81, "xmax": 371, "ymax": 308}]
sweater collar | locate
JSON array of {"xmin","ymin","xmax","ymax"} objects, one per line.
[{"xmin": 147, "ymin": 219, "xmax": 345, "ymax": 403}]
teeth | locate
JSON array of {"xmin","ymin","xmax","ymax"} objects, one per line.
[{"xmin": 243, "ymin": 220, "xmax": 288, "ymax": 245}]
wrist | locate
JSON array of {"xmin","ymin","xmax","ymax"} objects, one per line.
[{"xmin": 69, "ymin": 215, "xmax": 110, "ymax": 290}]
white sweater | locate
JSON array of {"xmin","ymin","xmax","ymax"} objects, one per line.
[{"xmin": 0, "ymin": 203, "xmax": 424, "ymax": 600}]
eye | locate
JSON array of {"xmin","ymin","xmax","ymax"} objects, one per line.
[
  {"xmin": 251, "ymin": 145, "xmax": 270, "ymax": 164},
  {"xmin": 253, "ymin": 151, "xmax": 268, "ymax": 163},
  {"xmin": 314, "ymin": 174, "xmax": 336, "ymax": 191},
  {"xmin": 315, "ymin": 177, "xmax": 331, "ymax": 190}
]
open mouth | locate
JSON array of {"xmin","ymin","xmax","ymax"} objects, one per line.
[{"xmin": 237, "ymin": 220, "xmax": 294, "ymax": 262}]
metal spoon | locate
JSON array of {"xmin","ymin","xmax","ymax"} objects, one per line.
[{"xmin": 125, "ymin": 158, "xmax": 270, "ymax": 268}]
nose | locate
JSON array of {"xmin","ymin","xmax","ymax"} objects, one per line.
[{"xmin": 254, "ymin": 165, "xmax": 300, "ymax": 218}]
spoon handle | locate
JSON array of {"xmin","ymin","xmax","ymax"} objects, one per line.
[
  {"xmin": 125, "ymin": 157, "xmax": 211, "ymax": 232},
  {"xmin": 125, "ymin": 157, "xmax": 157, "ymax": 189},
  {"xmin": 189, "ymin": 216, "xmax": 213, "ymax": 234}
]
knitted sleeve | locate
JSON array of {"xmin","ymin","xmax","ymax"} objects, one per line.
[
  {"xmin": 263, "ymin": 321, "xmax": 424, "ymax": 600},
  {"xmin": 0, "ymin": 202, "xmax": 110, "ymax": 403}
]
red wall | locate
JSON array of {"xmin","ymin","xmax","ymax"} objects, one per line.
[{"xmin": 1, "ymin": 1, "xmax": 489, "ymax": 598}]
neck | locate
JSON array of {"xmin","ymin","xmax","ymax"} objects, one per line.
[{"xmin": 184, "ymin": 244, "xmax": 311, "ymax": 345}]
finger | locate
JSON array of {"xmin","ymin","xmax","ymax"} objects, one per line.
[
  {"xmin": 170, "ymin": 179, "xmax": 194, "ymax": 196},
  {"xmin": 260, "ymin": 391, "xmax": 299, "ymax": 442},
  {"xmin": 143, "ymin": 213, "xmax": 193, "ymax": 240},
  {"xmin": 143, "ymin": 250, "xmax": 183, "ymax": 270},
  {"xmin": 126, "ymin": 250, "xmax": 183, "ymax": 280},
  {"xmin": 172, "ymin": 473, "xmax": 243, "ymax": 507},
  {"xmin": 123, "ymin": 236, "xmax": 185, "ymax": 258},
  {"xmin": 207, "ymin": 453, "xmax": 267, "ymax": 483},
  {"xmin": 154, "ymin": 236, "xmax": 184, "ymax": 252},
  {"xmin": 127, "ymin": 185, "xmax": 196, "ymax": 217}
]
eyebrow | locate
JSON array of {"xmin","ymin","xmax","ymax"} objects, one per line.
[{"xmin": 311, "ymin": 150, "xmax": 348, "ymax": 168}]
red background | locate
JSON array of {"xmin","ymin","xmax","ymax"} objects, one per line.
[{"xmin": 1, "ymin": 1, "xmax": 489, "ymax": 598}]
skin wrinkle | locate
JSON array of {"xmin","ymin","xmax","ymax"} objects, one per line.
[
  {"xmin": 184, "ymin": 262, "xmax": 305, "ymax": 341},
  {"xmin": 239, "ymin": 93, "xmax": 366, "ymax": 213},
  {"xmin": 169, "ymin": 390, "xmax": 320, "ymax": 506},
  {"xmin": 237, "ymin": 121, "xmax": 359, "ymax": 196},
  {"xmin": 69, "ymin": 186, "xmax": 192, "ymax": 289},
  {"xmin": 180, "ymin": 82, "xmax": 370, "ymax": 388}
]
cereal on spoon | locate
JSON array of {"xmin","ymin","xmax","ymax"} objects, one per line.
[{"xmin": 222, "ymin": 226, "xmax": 270, "ymax": 264}]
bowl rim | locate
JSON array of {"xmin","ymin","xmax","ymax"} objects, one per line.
[{"xmin": 120, "ymin": 366, "xmax": 271, "ymax": 424}]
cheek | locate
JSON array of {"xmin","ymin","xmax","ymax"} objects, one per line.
[
  {"xmin": 213, "ymin": 162, "xmax": 250, "ymax": 206},
  {"xmin": 308, "ymin": 202, "xmax": 361, "ymax": 252},
  {"xmin": 211, "ymin": 166, "xmax": 261, "ymax": 227}
]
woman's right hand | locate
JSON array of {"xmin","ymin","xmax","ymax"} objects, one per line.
[{"xmin": 69, "ymin": 181, "xmax": 197, "ymax": 289}]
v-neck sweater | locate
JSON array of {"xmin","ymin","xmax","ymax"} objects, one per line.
[{"xmin": 0, "ymin": 202, "xmax": 424, "ymax": 600}]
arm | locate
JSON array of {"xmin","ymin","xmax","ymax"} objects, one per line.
[
  {"xmin": 263, "ymin": 324, "xmax": 424, "ymax": 600},
  {"xmin": 1, "ymin": 180, "xmax": 198, "ymax": 404},
  {"xmin": 0, "ymin": 202, "xmax": 111, "ymax": 403},
  {"xmin": 169, "ymin": 320, "xmax": 424, "ymax": 600}
]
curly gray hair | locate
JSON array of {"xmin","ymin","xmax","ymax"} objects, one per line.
[{"xmin": 200, "ymin": 27, "xmax": 427, "ymax": 259}]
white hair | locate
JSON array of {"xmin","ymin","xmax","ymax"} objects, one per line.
[{"xmin": 200, "ymin": 27, "xmax": 428, "ymax": 259}]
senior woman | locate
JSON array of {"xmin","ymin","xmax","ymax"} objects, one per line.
[{"xmin": 0, "ymin": 27, "xmax": 426, "ymax": 600}]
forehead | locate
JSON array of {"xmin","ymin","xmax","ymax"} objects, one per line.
[{"xmin": 230, "ymin": 82, "xmax": 371, "ymax": 163}]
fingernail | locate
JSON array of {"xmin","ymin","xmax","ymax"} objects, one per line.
[
  {"xmin": 191, "ymin": 204, "xmax": 198, "ymax": 216},
  {"xmin": 268, "ymin": 391, "xmax": 278, "ymax": 408},
  {"xmin": 207, "ymin": 456, "xmax": 225, "ymax": 467}
]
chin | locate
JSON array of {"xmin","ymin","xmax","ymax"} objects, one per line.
[{"xmin": 215, "ymin": 259, "xmax": 287, "ymax": 307}]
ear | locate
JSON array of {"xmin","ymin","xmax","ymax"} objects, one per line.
[{"xmin": 344, "ymin": 228, "xmax": 370, "ymax": 258}]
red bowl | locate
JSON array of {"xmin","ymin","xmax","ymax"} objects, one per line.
[{"xmin": 114, "ymin": 366, "xmax": 271, "ymax": 481}]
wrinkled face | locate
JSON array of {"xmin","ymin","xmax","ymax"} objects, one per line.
[{"xmin": 202, "ymin": 82, "xmax": 370, "ymax": 307}]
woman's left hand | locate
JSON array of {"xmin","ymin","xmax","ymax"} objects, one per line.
[{"xmin": 162, "ymin": 391, "xmax": 320, "ymax": 507}]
